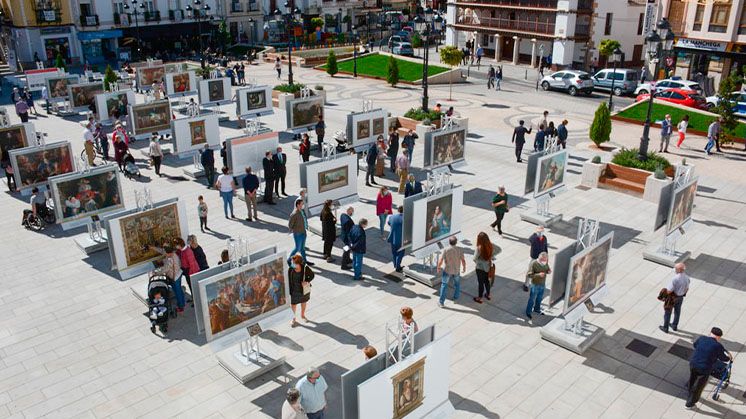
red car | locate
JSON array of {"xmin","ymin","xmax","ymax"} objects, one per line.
[{"xmin": 635, "ymin": 88, "xmax": 708, "ymax": 110}]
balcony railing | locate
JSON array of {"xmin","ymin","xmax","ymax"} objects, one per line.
[
  {"xmin": 169, "ymin": 9, "xmax": 185, "ymax": 20},
  {"xmin": 577, "ymin": 0, "xmax": 592, "ymax": 11},
  {"xmin": 36, "ymin": 9, "xmax": 61, "ymax": 24},
  {"xmin": 455, "ymin": 0, "xmax": 558, "ymax": 9},
  {"xmin": 458, "ymin": 16, "xmax": 555, "ymax": 35},
  {"xmin": 80, "ymin": 14, "xmax": 99, "ymax": 27},
  {"xmin": 232, "ymin": 2, "xmax": 244, "ymax": 12}
]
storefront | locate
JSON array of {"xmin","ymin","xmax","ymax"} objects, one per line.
[
  {"xmin": 673, "ymin": 37, "xmax": 746, "ymax": 94},
  {"xmin": 78, "ymin": 30, "xmax": 122, "ymax": 68}
]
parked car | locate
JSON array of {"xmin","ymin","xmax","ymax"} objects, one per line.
[
  {"xmin": 401, "ymin": 26, "xmax": 414, "ymax": 34},
  {"xmin": 540, "ymin": 71, "xmax": 594, "ymax": 96},
  {"xmin": 634, "ymin": 78, "xmax": 702, "ymax": 95},
  {"xmin": 388, "ymin": 35, "xmax": 408, "ymax": 49},
  {"xmin": 393, "ymin": 42, "xmax": 414, "ymax": 57},
  {"xmin": 592, "ymin": 68, "xmax": 639, "ymax": 96},
  {"xmin": 706, "ymin": 91, "xmax": 746, "ymax": 117},
  {"xmin": 635, "ymin": 88, "xmax": 708, "ymax": 110}
]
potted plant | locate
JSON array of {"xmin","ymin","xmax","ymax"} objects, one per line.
[{"xmin": 581, "ymin": 155, "xmax": 606, "ymax": 188}]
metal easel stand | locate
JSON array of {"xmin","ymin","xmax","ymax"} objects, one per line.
[
  {"xmin": 385, "ymin": 317, "xmax": 416, "ymax": 367},
  {"xmin": 520, "ymin": 138, "xmax": 564, "ymax": 227},
  {"xmin": 72, "ymin": 160, "xmax": 110, "ymax": 253},
  {"xmin": 361, "ymin": 99, "xmax": 373, "ymax": 113}
]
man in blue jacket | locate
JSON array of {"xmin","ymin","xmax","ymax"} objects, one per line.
[
  {"xmin": 387, "ymin": 206, "xmax": 405, "ymax": 272},
  {"xmin": 404, "ymin": 174, "xmax": 423, "ymax": 198},
  {"xmin": 686, "ymin": 327, "xmax": 732, "ymax": 409},
  {"xmin": 349, "ymin": 218, "xmax": 368, "ymax": 280},
  {"xmin": 340, "ymin": 207, "xmax": 355, "ymax": 270},
  {"xmin": 200, "ymin": 144, "xmax": 215, "ymax": 189}
]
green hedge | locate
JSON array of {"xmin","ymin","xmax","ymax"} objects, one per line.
[
  {"xmin": 273, "ymin": 83, "xmax": 307, "ymax": 93},
  {"xmin": 319, "ymin": 53, "xmax": 449, "ymax": 82},
  {"xmin": 611, "ymin": 148, "xmax": 671, "ymax": 172},
  {"xmin": 403, "ymin": 107, "xmax": 442, "ymax": 122}
]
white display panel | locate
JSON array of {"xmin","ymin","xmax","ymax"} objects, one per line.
[
  {"xmin": 95, "ymin": 90, "xmax": 136, "ymax": 123},
  {"xmin": 300, "ymin": 153, "xmax": 359, "ymax": 211},
  {"xmin": 534, "ymin": 150, "xmax": 568, "ymax": 198},
  {"xmin": 410, "ymin": 186, "xmax": 464, "ymax": 251},
  {"xmin": 198, "ymin": 77, "xmax": 232, "ymax": 105},
  {"xmin": 164, "ymin": 71, "xmax": 197, "ymax": 96},
  {"xmin": 235, "ymin": 86, "xmax": 273, "ymax": 118},
  {"xmin": 226, "ymin": 132, "xmax": 280, "ymax": 175},
  {"xmin": 171, "ymin": 113, "xmax": 221, "ymax": 154},
  {"xmin": 346, "ymin": 109, "xmax": 389, "ymax": 149},
  {"xmin": 25, "ymin": 68, "xmax": 64, "ymax": 91}
]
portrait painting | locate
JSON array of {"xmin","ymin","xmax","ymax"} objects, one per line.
[
  {"xmin": 535, "ymin": 151, "xmax": 567, "ymax": 197},
  {"xmin": 132, "ymin": 102, "xmax": 171, "ymax": 134},
  {"xmin": 47, "ymin": 76, "xmax": 77, "ymax": 99},
  {"xmin": 565, "ymin": 234, "xmax": 612, "ymax": 313},
  {"xmin": 208, "ymin": 80, "xmax": 225, "ymax": 102},
  {"xmin": 105, "ymin": 93, "xmax": 130, "ymax": 118},
  {"xmin": 425, "ymin": 194, "xmax": 453, "ymax": 243},
  {"xmin": 290, "ymin": 97, "xmax": 323, "ymax": 129},
  {"xmin": 245, "ymin": 90, "xmax": 267, "ymax": 110},
  {"xmin": 432, "ymin": 129, "xmax": 465, "ymax": 167},
  {"xmin": 203, "ymin": 256, "xmax": 287, "ymax": 340},
  {"xmin": 118, "ymin": 202, "xmax": 183, "ymax": 268},
  {"xmin": 138, "ymin": 66, "xmax": 165, "ymax": 86},
  {"xmin": 392, "ymin": 357, "xmax": 426, "ymax": 419},
  {"xmin": 668, "ymin": 180, "xmax": 697, "ymax": 233},
  {"xmin": 51, "ymin": 167, "xmax": 123, "ymax": 222},
  {"xmin": 0, "ymin": 125, "xmax": 29, "ymax": 154},
  {"xmin": 70, "ymin": 83, "xmax": 104, "ymax": 108},
  {"xmin": 356, "ymin": 119, "xmax": 370, "ymax": 140},
  {"xmin": 172, "ymin": 72, "xmax": 191, "ymax": 93},
  {"xmin": 189, "ymin": 120, "xmax": 207, "ymax": 146},
  {"xmin": 12, "ymin": 143, "xmax": 75, "ymax": 188},
  {"xmin": 317, "ymin": 165, "xmax": 348, "ymax": 193},
  {"xmin": 372, "ymin": 117, "xmax": 385, "ymax": 136}
]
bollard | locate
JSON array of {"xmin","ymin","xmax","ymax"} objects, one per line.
[{"xmin": 525, "ymin": 69, "xmax": 527, "ymax": 80}]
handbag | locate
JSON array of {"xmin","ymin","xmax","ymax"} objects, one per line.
[
  {"xmin": 302, "ymin": 265, "xmax": 312, "ymax": 295},
  {"xmin": 488, "ymin": 262, "xmax": 495, "ymax": 282}
]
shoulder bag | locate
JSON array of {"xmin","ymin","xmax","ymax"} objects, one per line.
[{"xmin": 302, "ymin": 265, "xmax": 312, "ymax": 295}]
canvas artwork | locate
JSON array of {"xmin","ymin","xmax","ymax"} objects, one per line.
[
  {"xmin": 106, "ymin": 93, "xmax": 129, "ymax": 118},
  {"xmin": 432, "ymin": 129, "xmax": 465, "ymax": 166},
  {"xmin": 317, "ymin": 165, "xmax": 349, "ymax": 193},
  {"xmin": 565, "ymin": 235, "xmax": 612, "ymax": 312},
  {"xmin": 13, "ymin": 144, "xmax": 75, "ymax": 187},
  {"xmin": 245, "ymin": 90, "xmax": 267, "ymax": 110},
  {"xmin": 164, "ymin": 62, "xmax": 188, "ymax": 73},
  {"xmin": 118, "ymin": 203, "xmax": 183, "ymax": 268},
  {"xmin": 52, "ymin": 168, "xmax": 123, "ymax": 222},
  {"xmin": 392, "ymin": 357, "xmax": 426, "ymax": 419},
  {"xmin": 132, "ymin": 102, "xmax": 171, "ymax": 134},
  {"xmin": 372, "ymin": 117, "xmax": 385, "ymax": 136},
  {"xmin": 204, "ymin": 256, "xmax": 286, "ymax": 339},
  {"xmin": 0, "ymin": 125, "xmax": 29, "ymax": 153},
  {"xmin": 172, "ymin": 72, "xmax": 191, "ymax": 93},
  {"xmin": 139, "ymin": 66, "xmax": 165, "ymax": 86},
  {"xmin": 356, "ymin": 120, "xmax": 370, "ymax": 140},
  {"xmin": 668, "ymin": 180, "xmax": 697, "ymax": 232},
  {"xmin": 208, "ymin": 80, "xmax": 225, "ymax": 102},
  {"xmin": 189, "ymin": 120, "xmax": 207, "ymax": 146},
  {"xmin": 425, "ymin": 194, "xmax": 453, "ymax": 242},
  {"xmin": 47, "ymin": 76, "xmax": 77, "ymax": 98},
  {"xmin": 291, "ymin": 99, "xmax": 323, "ymax": 128},
  {"xmin": 535, "ymin": 151, "xmax": 567, "ymax": 196},
  {"xmin": 70, "ymin": 84, "xmax": 104, "ymax": 108}
]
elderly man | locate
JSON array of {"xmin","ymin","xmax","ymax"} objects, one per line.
[
  {"xmin": 295, "ymin": 367, "xmax": 328, "ymax": 419},
  {"xmin": 686, "ymin": 327, "xmax": 732, "ymax": 409},
  {"xmin": 660, "ymin": 113, "xmax": 673, "ymax": 153},
  {"xmin": 525, "ymin": 226, "xmax": 548, "ymax": 291},
  {"xmin": 659, "ymin": 262, "xmax": 690, "ymax": 333}
]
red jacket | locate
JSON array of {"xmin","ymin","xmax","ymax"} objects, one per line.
[
  {"xmin": 178, "ymin": 246, "xmax": 200, "ymax": 275},
  {"xmin": 376, "ymin": 192, "xmax": 393, "ymax": 216}
]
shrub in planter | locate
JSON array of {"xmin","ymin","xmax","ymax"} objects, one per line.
[
  {"xmin": 273, "ymin": 83, "xmax": 307, "ymax": 94},
  {"xmin": 591, "ymin": 155, "xmax": 602, "ymax": 164},
  {"xmin": 589, "ymin": 102, "xmax": 612, "ymax": 146},
  {"xmin": 654, "ymin": 164, "xmax": 667, "ymax": 179},
  {"xmin": 404, "ymin": 107, "xmax": 442, "ymax": 122},
  {"xmin": 611, "ymin": 148, "xmax": 671, "ymax": 172}
]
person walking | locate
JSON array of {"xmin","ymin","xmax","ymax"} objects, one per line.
[
  {"xmin": 295, "ymin": 367, "xmax": 328, "ymax": 419},
  {"xmin": 94, "ymin": 123, "xmax": 109, "ymax": 161},
  {"xmin": 525, "ymin": 251, "xmax": 550, "ymax": 319},
  {"xmin": 540, "ymin": 110, "xmax": 549, "ymax": 131},
  {"xmin": 41, "ymin": 85, "xmax": 49, "ymax": 114},
  {"xmin": 685, "ymin": 327, "xmax": 732, "ymax": 409},
  {"xmin": 349, "ymin": 218, "xmax": 368, "ymax": 281},
  {"xmin": 473, "ymin": 232, "xmax": 497, "ymax": 303},
  {"xmin": 275, "ymin": 57, "xmax": 282, "ymax": 79},
  {"xmin": 273, "ymin": 146, "xmax": 288, "ymax": 197},
  {"xmin": 262, "ymin": 150, "xmax": 277, "ymax": 204},
  {"xmin": 490, "ymin": 186, "xmax": 509, "ymax": 235},
  {"xmin": 320, "ymin": 200, "xmax": 336, "ymax": 262},
  {"xmin": 495, "ymin": 66, "xmax": 503, "ymax": 91},
  {"xmin": 288, "ymin": 199, "xmax": 313, "ymax": 265},
  {"xmin": 113, "ymin": 136, "xmax": 129, "ymax": 172},
  {"xmin": 197, "ymin": 195, "xmax": 209, "ymax": 232},
  {"xmin": 315, "ymin": 115, "xmax": 326, "ymax": 150},
  {"xmin": 288, "ymin": 253, "xmax": 315, "ymax": 325},
  {"xmin": 15, "ymin": 97, "xmax": 29, "ymax": 123},
  {"xmin": 402, "ymin": 130, "xmax": 417, "ymax": 164},
  {"xmin": 676, "ymin": 115, "xmax": 689, "ymax": 148},
  {"xmin": 174, "ymin": 237, "xmax": 199, "ymax": 302},
  {"xmin": 404, "ymin": 174, "xmax": 423, "ymax": 198},
  {"xmin": 281, "ymin": 388, "xmax": 307, "ymax": 419},
  {"xmin": 331, "ymin": 205, "xmax": 349, "ymax": 268},
  {"xmin": 658, "ymin": 262, "xmax": 690, "ymax": 333},
  {"xmin": 534, "ymin": 124, "xmax": 546, "ymax": 152},
  {"xmin": 299, "ymin": 134, "xmax": 312, "ymax": 162},
  {"xmin": 476, "ymin": 45, "xmax": 483, "ymax": 68},
  {"xmin": 153, "ymin": 245, "xmax": 184, "ymax": 312},
  {"xmin": 660, "ymin": 114, "xmax": 673, "ymax": 153},
  {"xmin": 365, "ymin": 142, "xmax": 378, "ymax": 186},
  {"xmin": 396, "ymin": 149, "xmax": 410, "ymax": 194},
  {"xmin": 705, "ymin": 118, "xmax": 721, "ymax": 155},
  {"xmin": 201, "ymin": 144, "xmax": 215, "ymax": 189},
  {"xmin": 376, "ymin": 186, "xmax": 393, "ymax": 238},
  {"xmin": 83, "ymin": 123, "xmax": 96, "ymax": 167},
  {"xmin": 487, "ymin": 65, "xmax": 495, "ymax": 90},
  {"xmin": 188, "ymin": 235, "xmax": 209, "ymax": 271},
  {"xmin": 557, "ymin": 119, "xmax": 568, "ymax": 149},
  {"xmin": 387, "ymin": 206, "xmax": 405, "ymax": 272},
  {"xmin": 387, "ymin": 128, "xmax": 399, "ymax": 173},
  {"xmin": 149, "ymin": 135, "xmax": 164, "ymax": 176},
  {"xmin": 525, "ymin": 226, "xmax": 548, "ymax": 291},
  {"xmin": 512, "ymin": 120, "xmax": 532, "ymax": 163},
  {"xmin": 242, "ymin": 166, "xmax": 260, "ymax": 221},
  {"xmin": 436, "ymin": 236, "xmax": 466, "ymax": 307},
  {"xmin": 215, "ymin": 167, "xmax": 236, "ymax": 219}
]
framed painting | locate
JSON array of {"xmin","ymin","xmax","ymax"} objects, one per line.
[
  {"xmin": 534, "ymin": 150, "xmax": 568, "ymax": 198},
  {"xmin": 49, "ymin": 164, "xmax": 124, "ymax": 223},
  {"xmin": 130, "ymin": 100, "xmax": 171, "ymax": 135},
  {"xmin": 117, "ymin": 202, "xmax": 183, "ymax": 268},
  {"xmin": 9, "ymin": 142, "xmax": 75, "ymax": 189},
  {"xmin": 392, "ymin": 357, "xmax": 426, "ymax": 419},
  {"xmin": 69, "ymin": 82, "xmax": 105, "ymax": 108},
  {"xmin": 317, "ymin": 165, "xmax": 349, "ymax": 193},
  {"xmin": 189, "ymin": 120, "xmax": 207, "ymax": 146}
]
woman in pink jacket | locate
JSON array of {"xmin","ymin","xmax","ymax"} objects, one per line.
[
  {"xmin": 174, "ymin": 237, "xmax": 200, "ymax": 304},
  {"xmin": 376, "ymin": 185, "xmax": 393, "ymax": 238}
]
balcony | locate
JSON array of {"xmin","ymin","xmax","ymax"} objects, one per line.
[
  {"xmin": 457, "ymin": 15, "xmax": 556, "ymax": 36},
  {"xmin": 231, "ymin": 2, "xmax": 245, "ymax": 13},
  {"xmin": 455, "ymin": 0, "xmax": 558, "ymax": 10},
  {"xmin": 143, "ymin": 10, "xmax": 161, "ymax": 22},
  {"xmin": 80, "ymin": 14, "xmax": 99, "ymax": 27},
  {"xmin": 35, "ymin": 8, "xmax": 62, "ymax": 24},
  {"xmin": 169, "ymin": 9, "xmax": 185, "ymax": 20}
]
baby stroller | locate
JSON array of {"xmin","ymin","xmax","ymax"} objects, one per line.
[
  {"xmin": 710, "ymin": 359, "xmax": 733, "ymax": 401},
  {"xmin": 122, "ymin": 152, "xmax": 141, "ymax": 179},
  {"xmin": 147, "ymin": 273, "xmax": 177, "ymax": 334}
]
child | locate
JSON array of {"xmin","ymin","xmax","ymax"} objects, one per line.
[
  {"xmin": 198, "ymin": 195, "xmax": 209, "ymax": 232},
  {"xmin": 149, "ymin": 291, "xmax": 167, "ymax": 319}
]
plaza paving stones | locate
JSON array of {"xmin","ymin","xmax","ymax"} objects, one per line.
[{"xmin": 1, "ymin": 52, "xmax": 745, "ymax": 418}]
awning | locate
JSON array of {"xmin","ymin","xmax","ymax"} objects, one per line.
[{"xmin": 78, "ymin": 30, "xmax": 123, "ymax": 41}]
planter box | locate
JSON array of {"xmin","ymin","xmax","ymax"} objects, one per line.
[
  {"xmin": 581, "ymin": 161, "xmax": 606, "ymax": 188},
  {"xmin": 313, "ymin": 88, "xmax": 326, "ymax": 104},
  {"xmin": 416, "ymin": 123, "xmax": 435, "ymax": 143},
  {"xmin": 276, "ymin": 92, "xmax": 295, "ymax": 110},
  {"xmin": 643, "ymin": 174, "xmax": 672, "ymax": 203},
  {"xmin": 599, "ymin": 163, "xmax": 650, "ymax": 194}
]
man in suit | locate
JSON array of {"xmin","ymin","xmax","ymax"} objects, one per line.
[
  {"xmin": 404, "ymin": 174, "xmax": 423, "ymax": 198},
  {"xmin": 525, "ymin": 226, "xmax": 548, "ymax": 291},
  {"xmin": 340, "ymin": 206, "xmax": 354, "ymax": 270},
  {"xmin": 387, "ymin": 206, "xmax": 405, "ymax": 272},
  {"xmin": 262, "ymin": 150, "xmax": 276, "ymax": 205},
  {"xmin": 349, "ymin": 218, "xmax": 368, "ymax": 280},
  {"xmin": 365, "ymin": 142, "xmax": 378, "ymax": 186},
  {"xmin": 200, "ymin": 145, "xmax": 215, "ymax": 189},
  {"xmin": 272, "ymin": 146, "xmax": 288, "ymax": 196}
]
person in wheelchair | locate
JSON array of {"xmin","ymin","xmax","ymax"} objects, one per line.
[{"xmin": 22, "ymin": 187, "xmax": 53, "ymax": 227}]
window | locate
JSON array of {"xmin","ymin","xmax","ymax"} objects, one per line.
[
  {"xmin": 709, "ymin": 0, "xmax": 731, "ymax": 33},
  {"xmin": 740, "ymin": 4, "xmax": 746, "ymax": 34},
  {"xmin": 693, "ymin": 2, "xmax": 705, "ymax": 31},
  {"xmin": 169, "ymin": 0, "xmax": 181, "ymax": 9},
  {"xmin": 114, "ymin": 1, "xmax": 126, "ymax": 14},
  {"xmin": 595, "ymin": 71, "xmax": 607, "ymax": 79},
  {"xmin": 637, "ymin": 12, "xmax": 644, "ymax": 35},
  {"xmin": 142, "ymin": 1, "xmax": 154, "ymax": 12},
  {"xmin": 670, "ymin": 92, "xmax": 686, "ymax": 100},
  {"xmin": 604, "ymin": 12, "xmax": 612, "ymax": 35},
  {"xmin": 552, "ymin": 72, "xmax": 565, "ymax": 78}
]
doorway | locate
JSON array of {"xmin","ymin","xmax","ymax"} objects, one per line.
[{"xmin": 501, "ymin": 36, "xmax": 513, "ymax": 61}]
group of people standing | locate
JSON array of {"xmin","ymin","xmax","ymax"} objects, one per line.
[{"xmin": 511, "ymin": 110, "xmax": 569, "ymax": 162}]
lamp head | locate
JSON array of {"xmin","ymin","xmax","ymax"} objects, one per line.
[
  {"xmin": 612, "ymin": 46, "xmax": 622, "ymax": 62},
  {"xmin": 657, "ymin": 18, "xmax": 670, "ymax": 40},
  {"xmin": 425, "ymin": 7, "xmax": 434, "ymax": 21},
  {"xmin": 413, "ymin": 15, "xmax": 424, "ymax": 32},
  {"xmin": 646, "ymin": 30, "xmax": 660, "ymax": 57},
  {"xmin": 433, "ymin": 15, "xmax": 443, "ymax": 31},
  {"xmin": 664, "ymin": 30, "xmax": 675, "ymax": 51}
]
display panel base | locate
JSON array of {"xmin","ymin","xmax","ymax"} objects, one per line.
[
  {"xmin": 520, "ymin": 211, "xmax": 562, "ymax": 227},
  {"xmin": 540, "ymin": 318, "xmax": 604, "ymax": 354},
  {"xmin": 182, "ymin": 166, "xmax": 204, "ymax": 178},
  {"xmin": 216, "ymin": 342, "xmax": 286, "ymax": 384},
  {"xmin": 73, "ymin": 231, "xmax": 109, "ymax": 254},
  {"xmin": 642, "ymin": 247, "xmax": 691, "ymax": 267},
  {"xmin": 403, "ymin": 263, "xmax": 441, "ymax": 288}
]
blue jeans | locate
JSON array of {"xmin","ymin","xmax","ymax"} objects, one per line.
[
  {"xmin": 526, "ymin": 284, "xmax": 545, "ymax": 316},
  {"xmin": 391, "ymin": 243, "xmax": 404, "ymax": 270},
  {"xmin": 663, "ymin": 296, "xmax": 684, "ymax": 331},
  {"xmin": 307, "ymin": 410, "xmax": 325, "ymax": 419},
  {"xmin": 352, "ymin": 252, "xmax": 364, "ymax": 279},
  {"xmin": 220, "ymin": 191, "xmax": 234, "ymax": 217},
  {"xmin": 495, "ymin": 78, "xmax": 501, "ymax": 90},
  {"xmin": 407, "ymin": 149, "xmax": 413, "ymax": 164},
  {"xmin": 172, "ymin": 275, "xmax": 185, "ymax": 308},
  {"xmin": 378, "ymin": 214, "xmax": 387, "ymax": 234},
  {"xmin": 291, "ymin": 233, "xmax": 307, "ymax": 261},
  {"xmin": 439, "ymin": 273, "xmax": 461, "ymax": 305},
  {"xmin": 705, "ymin": 137, "xmax": 716, "ymax": 154}
]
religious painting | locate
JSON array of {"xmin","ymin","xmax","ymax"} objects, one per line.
[
  {"xmin": 105, "ymin": 92, "xmax": 130, "ymax": 118},
  {"xmin": 372, "ymin": 117, "xmax": 385, "ymax": 136},
  {"xmin": 208, "ymin": 79, "xmax": 225, "ymax": 102},
  {"xmin": 131, "ymin": 101, "xmax": 171, "ymax": 134},
  {"xmin": 289, "ymin": 97, "xmax": 323, "ymax": 129},
  {"xmin": 118, "ymin": 202, "xmax": 183, "ymax": 268},
  {"xmin": 11, "ymin": 143, "xmax": 75, "ymax": 188},
  {"xmin": 172, "ymin": 72, "xmax": 191, "ymax": 93},
  {"xmin": 535, "ymin": 150, "xmax": 567, "ymax": 197},
  {"xmin": 0, "ymin": 125, "xmax": 29, "ymax": 154},
  {"xmin": 425, "ymin": 194, "xmax": 452, "ymax": 243},
  {"xmin": 46, "ymin": 76, "xmax": 78, "ymax": 99},
  {"xmin": 189, "ymin": 119, "xmax": 207, "ymax": 146},
  {"xmin": 668, "ymin": 179, "xmax": 697, "ymax": 233},
  {"xmin": 50, "ymin": 166, "xmax": 123, "ymax": 223},
  {"xmin": 317, "ymin": 165, "xmax": 348, "ymax": 193},
  {"xmin": 564, "ymin": 233, "xmax": 613, "ymax": 314},
  {"xmin": 392, "ymin": 357, "xmax": 426, "ymax": 419},
  {"xmin": 245, "ymin": 89, "xmax": 267, "ymax": 110},
  {"xmin": 356, "ymin": 119, "xmax": 370, "ymax": 140},
  {"xmin": 202, "ymin": 255, "xmax": 287, "ymax": 340},
  {"xmin": 431, "ymin": 129, "xmax": 465, "ymax": 167},
  {"xmin": 138, "ymin": 65, "xmax": 165, "ymax": 87},
  {"xmin": 69, "ymin": 83, "xmax": 104, "ymax": 108}
]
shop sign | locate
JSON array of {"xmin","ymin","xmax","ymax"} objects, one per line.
[
  {"xmin": 642, "ymin": 0, "xmax": 656, "ymax": 37},
  {"xmin": 675, "ymin": 38, "xmax": 727, "ymax": 52}
]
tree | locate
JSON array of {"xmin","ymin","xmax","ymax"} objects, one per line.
[
  {"xmin": 311, "ymin": 17, "xmax": 324, "ymax": 30},
  {"xmin": 598, "ymin": 39, "xmax": 621, "ymax": 57},
  {"xmin": 54, "ymin": 53, "xmax": 66, "ymax": 71},
  {"xmin": 326, "ymin": 50, "xmax": 338, "ymax": 77},
  {"xmin": 439, "ymin": 46, "xmax": 464, "ymax": 101},
  {"xmin": 387, "ymin": 55, "xmax": 400, "ymax": 87},
  {"xmin": 411, "ymin": 32, "xmax": 422, "ymax": 49},
  {"xmin": 104, "ymin": 65, "xmax": 118, "ymax": 91},
  {"xmin": 589, "ymin": 102, "xmax": 612, "ymax": 146},
  {"xmin": 714, "ymin": 67, "xmax": 742, "ymax": 144},
  {"xmin": 218, "ymin": 20, "xmax": 231, "ymax": 54}
]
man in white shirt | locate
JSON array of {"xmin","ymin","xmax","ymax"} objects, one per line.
[
  {"xmin": 295, "ymin": 367, "xmax": 327, "ymax": 419},
  {"xmin": 660, "ymin": 262, "xmax": 690, "ymax": 333},
  {"xmin": 83, "ymin": 123, "xmax": 96, "ymax": 166}
]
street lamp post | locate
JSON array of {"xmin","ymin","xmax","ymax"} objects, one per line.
[
  {"xmin": 352, "ymin": 25, "xmax": 358, "ymax": 77},
  {"xmin": 186, "ymin": 0, "xmax": 211, "ymax": 68},
  {"xmin": 275, "ymin": 4, "xmax": 302, "ymax": 86},
  {"xmin": 414, "ymin": 8, "xmax": 443, "ymax": 112},
  {"xmin": 607, "ymin": 46, "xmax": 623, "ymax": 112},
  {"xmin": 123, "ymin": 0, "xmax": 146, "ymax": 60},
  {"xmin": 638, "ymin": 18, "xmax": 675, "ymax": 161}
]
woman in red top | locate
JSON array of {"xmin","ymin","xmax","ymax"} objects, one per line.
[
  {"xmin": 376, "ymin": 185, "xmax": 393, "ymax": 238},
  {"xmin": 174, "ymin": 237, "xmax": 199, "ymax": 304}
]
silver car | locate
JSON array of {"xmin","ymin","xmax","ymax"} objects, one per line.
[{"xmin": 540, "ymin": 70, "xmax": 595, "ymax": 96}]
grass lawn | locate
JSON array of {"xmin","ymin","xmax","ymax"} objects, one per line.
[
  {"xmin": 319, "ymin": 53, "xmax": 450, "ymax": 82},
  {"xmin": 617, "ymin": 101, "xmax": 746, "ymax": 139}
]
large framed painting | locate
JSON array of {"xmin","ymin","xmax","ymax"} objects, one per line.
[
  {"xmin": 563, "ymin": 232, "xmax": 614, "ymax": 315},
  {"xmin": 164, "ymin": 71, "xmax": 196, "ymax": 95},
  {"xmin": 424, "ymin": 127, "xmax": 466, "ymax": 169},
  {"xmin": 534, "ymin": 150, "xmax": 568, "ymax": 198},
  {"xmin": 46, "ymin": 75, "xmax": 79, "ymax": 99},
  {"xmin": 129, "ymin": 100, "xmax": 171, "ymax": 136},
  {"xmin": 372, "ymin": 117, "xmax": 385, "ymax": 136},
  {"xmin": 189, "ymin": 120, "xmax": 206, "ymax": 146},
  {"xmin": 667, "ymin": 178, "xmax": 697, "ymax": 234},
  {"xmin": 164, "ymin": 62, "xmax": 188, "ymax": 74},
  {"xmin": 0, "ymin": 124, "xmax": 34, "ymax": 154},
  {"xmin": 425, "ymin": 194, "xmax": 452, "ymax": 243},
  {"xmin": 286, "ymin": 96, "xmax": 324, "ymax": 130},
  {"xmin": 68, "ymin": 82, "xmax": 105, "ymax": 109},
  {"xmin": 198, "ymin": 78, "xmax": 231, "ymax": 105},
  {"xmin": 95, "ymin": 90, "xmax": 135, "ymax": 122},
  {"xmin": 317, "ymin": 165, "xmax": 348, "ymax": 193},
  {"xmin": 116, "ymin": 202, "xmax": 184, "ymax": 269},
  {"xmin": 392, "ymin": 357, "xmax": 426, "ymax": 419},
  {"xmin": 9, "ymin": 142, "xmax": 75, "ymax": 189},
  {"xmin": 236, "ymin": 86, "xmax": 273, "ymax": 117},
  {"xmin": 136, "ymin": 65, "xmax": 166, "ymax": 87},
  {"xmin": 48, "ymin": 164, "xmax": 124, "ymax": 224},
  {"xmin": 356, "ymin": 120, "xmax": 370, "ymax": 140},
  {"xmin": 200, "ymin": 253, "xmax": 289, "ymax": 341}
]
